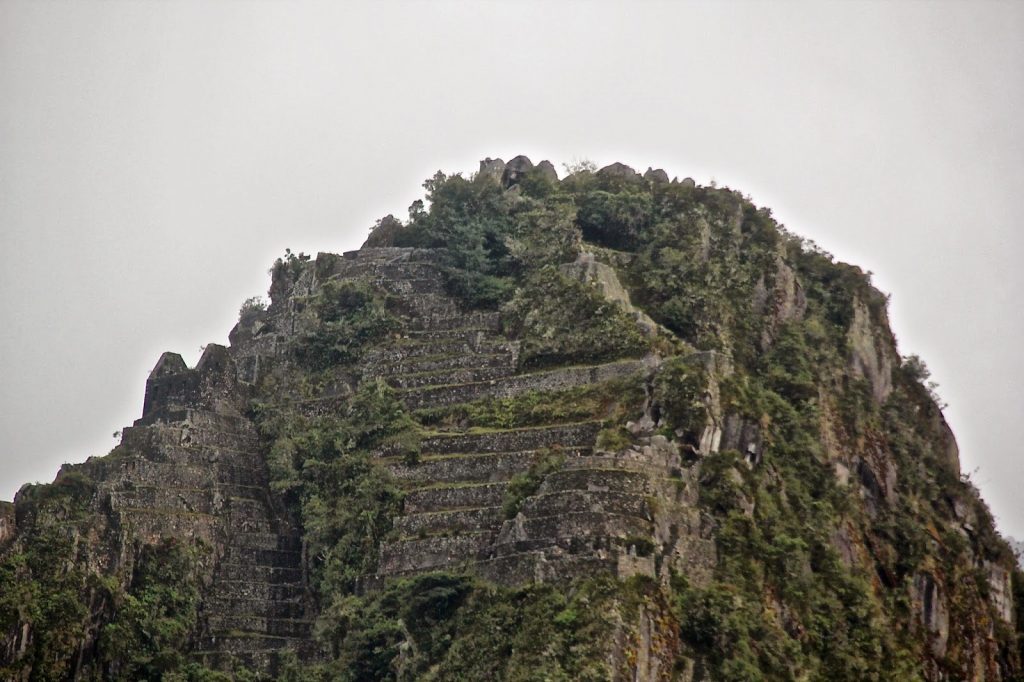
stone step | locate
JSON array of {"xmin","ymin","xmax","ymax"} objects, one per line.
[
  {"xmin": 193, "ymin": 647, "xmax": 318, "ymax": 676},
  {"xmin": 341, "ymin": 246, "xmax": 419, "ymax": 261},
  {"xmin": 364, "ymin": 542, "xmax": 623, "ymax": 590},
  {"xmin": 387, "ymin": 452, "xmax": 536, "ymax": 485},
  {"xmin": 419, "ymin": 422, "xmax": 602, "ymax": 455},
  {"xmin": 384, "ymin": 364, "xmax": 514, "ymax": 389},
  {"xmin": 122, "ymin": 424, "xmax": 260, "ymax": 452},
  {"xmin": 132, "ymin": 408, "xmax": 257, "ymax": 433},
  {"xmin": 393, "ymin": 506, "xmax": 503, "ymax": 538},
  {"xmin": 108, "ymin": 488, "xmax": 204, "ymax": 513},
  {"xmin": 368, "ymin": 336, "xmax": 518, "ymax": 361},
  {"xmin": 399, "ymin": 327, "xmax": 504, "ymax": 343},
  {"xmin": 376, "ymin": 276, "xmax": 447, "ymax": 296},
  {"xmin": 335, "ymin": 261, "xmax": 443, "ymax": 282},
  {"xmin": 116, "ymin": 507, "xmax": 222, "ymax": 538},
  {"xmin": 386, "ymin": 448, "xmax": 591, "ymax": 486},
  {"xmin": 400, "ymin": 359, "xmax": 647, "ymax": 410},
  {"xmin": 375, "ymin": 517, "xmax": 643, "ymax": 582},
  {"xmin": 108, "ymin": 489, "xmax": 268, "ymax": 517},
  {"xmin": 369, "ymin": 351, "xmax": 516, "ymax": 378},
  {"xmin": 228, "ymin": 532, "xmax": 303, "ymax": 552},
  {"xmin": 407, "ymin": 311, "xmax": 501, "ymax": 332},
  {"xmin": 472, "ymin": 551, "xmax": 620, "ymax": 586},
  {"xmin": 195, "ymin": 633, "xmax": 309, "ymax": 655},
  {"xmin": 106, "ymin": 480, "xmax": 266, "ymax": 499},
  {"xmin": 386, "ymin": 292, "xmax": 461, "ymax": 318},
  {"xmin": 519, "ymin": 490, "xmax": 651, "ymax": 519},
  {"xmin": 222, "ymin": 546, "xmax": 302, "ymax": 569},
  {"xmin": 136, "ymin": 448, "xmax": 265, "ymax": 474},
  {"xmin": 216, "ymin": 562, "xmax": 303, "ymax": 583},
  {"xmin": 377, "ymin": 532, "xmax": 493, "ymax": 574},
  {"xmin": 205, "ymin": 596, "xmax": 306, "ymax": 620},
  {"xmin": 207, "ymin": 615, "xmax": 313, "ymax": 639},
  {"xmin": 403, "ymin": 482, "xmax": 507, "ymax": 514},
  {"xmin": 92, "ymin": 458, "xmax": 267, "ymax": 490},
  {"xmin": 497, "ymin": 511, "xmax": 652, "ymax": 547},
  {"xmin": 543, "ymin": 467, "xmax": 651, "ymax": 495},
  {"xmin": 211, "ymin": 580, "xmax": 305, "ymax": 602}
]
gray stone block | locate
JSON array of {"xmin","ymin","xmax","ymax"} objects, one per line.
[{"xmin": 403, "ymin": 482, "xmax": 507, "ymax": 514}]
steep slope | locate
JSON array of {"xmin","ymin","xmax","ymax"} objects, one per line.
[{"xmin": 1, "ymin": 156, "xmax": 1020, "ymax": 681}]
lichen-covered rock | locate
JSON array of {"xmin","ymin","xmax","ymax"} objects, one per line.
[
  {"xmin": 560, "ymin": 251, "xmax": 658, "ymax": 335},
  {"xmin": 987, "ymin": 561, "xmax": 1014, "ymax": 624},
  {"xmin": 536, "ymin": 159, "xmax": 559, "ymax": 182},
  {"xmin": 753, "ymin": 254, "xmax": 807, "ymax": 348},
  {"xmin": 478, "ymin": 156, "xmax": 506, "ymax": 182},
  {"xmin": 501, "ymin": 154, "xmax": 534, "ymax": 187},
  {"xmin": 598, "ymin": 161, "xmax": 640, "ymax": 180},
  {"xmin": 913, "ymin": 572, "xmax": 951, "ymax": 658},
  {"xmin": 643, "ymin": 167, "xmax": 670, "ymax": 184},
  {"xmin": 848, "ymin": 297, "xmax": 895, "ymax": 403}
]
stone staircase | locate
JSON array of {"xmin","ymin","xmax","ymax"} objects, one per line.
[
  {"xmin": 110, "ymin": 406, "xmax": 314, "ymax": 673},
  {"xmin": 320, "ymin": 248, "xmax": 662, "ymax": 587},
  {"xmin": 194, "ymin": 524, "xmax": 312, "ymax": 671}
]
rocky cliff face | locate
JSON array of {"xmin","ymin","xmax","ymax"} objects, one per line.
[{"xmin": 1, "ymin": 157, "xmax": 1020, "ymax": 681}]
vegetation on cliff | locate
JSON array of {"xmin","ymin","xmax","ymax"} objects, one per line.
[
  {"xmin": 350, "ymin": 158, "xmax": 1020, "ymax": 679},
  {"xmin": 1, "ymin": 156, "xmax": 1020, "ymax": 681}
]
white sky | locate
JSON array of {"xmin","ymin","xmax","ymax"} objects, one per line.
[{"xmin": 1, "ymin": 1, "xmax": 1022, "ymax": 536}]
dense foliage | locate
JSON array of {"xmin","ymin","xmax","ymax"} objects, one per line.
[
  {"xmin": 292, "ymin": 279, "xmax": 398, "ymax": 370},
  {"xmin": 502, "ymin": 265, "xmax": 651, "ymax": 369},
  {"xmin": 98, "ymin": 539, "xmax": 206, "ymax": 681},
  {"xmin": 277, "ymin": 572, "xmax": 658, "ymax": 681},
  {"xmin": 254, "ymin": 378, "xmax": 411, "ymax": 595}
]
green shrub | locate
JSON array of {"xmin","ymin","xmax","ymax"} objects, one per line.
[
  {"xmin": 98, "ymin": 539, "xmax": 207, "ymax": 681},
  {"xmin": 595, "ymin": 426, "xmax": 632, "ymax": 452},
  {"xmin": 502, "ymin": 450, "xmax": 566, "ymax": 519},
  {"xmin": 502, "ymin": 266, "xmax": 650, "ymax": 369},
  {"xmin": 293, "ymin": 280, "xmax": 397, "ymax": 370},
  {"xmin": 256, "ymin": 380, "xmax": 411, "ymax": 595},
  {"xmin": 576, "ymin": 190, "xmax": 653, "ymax": 250},
  {"xmin": 652, "ymin": 357, "xmax": 708, "ymax": 439}
]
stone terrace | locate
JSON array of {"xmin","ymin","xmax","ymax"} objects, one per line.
[{"xmin": 315, "ymin": 248, "xmax": 664, "ymax": 587}]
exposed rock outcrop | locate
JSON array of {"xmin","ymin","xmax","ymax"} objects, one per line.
[
  {"xmin": 560, "ymin": 251, "xmax": 659, "ymax": 336},
  {"xmin": 502, "ymin": 155, "xmax": 534, "ymax": 188},
  {"xmin": 479, "ymin": 157, "xmax": 506, "ymax": 182},
  {"xmin": 598, "ymin": 162, "xmax": 640, "ymax": 180},
  {"xmin": 848, "ymin": 297, "xmax": 895, "ymax": 404},
  {"xmin": 643, "ymin": 167, "xmax": 670, "ymax": 184},
  {"xmin": 753, "ymin": 253, "xmax": 807, "ymax": 348},
  {"xmin": 913, "ymin": 572, "xmax": 950, "ymax": 658},
  {"xmin": 536, "ymin": 159, "xmax": 559, "ymax": 182}
]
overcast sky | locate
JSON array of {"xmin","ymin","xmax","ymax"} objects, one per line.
[{"xmin": 1, "ymin": 1, "xmax": 1021, "ymax": 537}]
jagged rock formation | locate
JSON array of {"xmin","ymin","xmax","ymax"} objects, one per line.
[{"xmin": 1, "ymin": 156, "xmax": 1021, "ymax": 681}]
